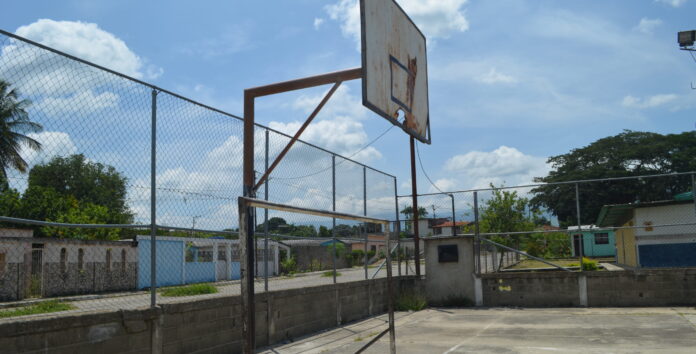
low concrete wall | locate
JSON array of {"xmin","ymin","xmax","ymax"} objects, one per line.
[
  {"xmin": 0, "ymin": 276, "xmax": 420, "ymax": 353},
  {"xmin": 480, "ymin": 268, "xmax": 696, "ymax": 307}
]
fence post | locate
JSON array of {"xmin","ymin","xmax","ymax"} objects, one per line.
[
  {"xmin": 474, "ymin": 191, "xmax": 481, "ymax": 275},
  {"xmin": 450, "ymin": 194, "xmax": 456, "ymax": 236},
  {"xmin": 364, "ymin": 166, "xmax": 368, "ymax": 280},
  {"xmin": 692, "ymin": 174, "xmax": 696, "ymax": 220},
  {"xmin": 332, "ymin": 155, "xmax": 337, "ymax": 284},
  {"xmin": 149, "ymin": 89, "xmax": 158, "ymax": 308},
  {"xmin": 575, "ymin": 183, "xmax": 584, "ymax": 271},
  {"xmin": 264, "ymin": 130, "xmax": 269, "ymax": 292},
  {"xmin": 394, "ymin": 177, "xmax": 401, "ymax": 277}
]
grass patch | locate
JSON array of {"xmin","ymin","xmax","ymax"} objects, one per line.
[
  {"xmin": 322, "ymin": 270, "xmax": 341, "ymax": 277},
  {"xmin": 395, "ymin": 292, "xmax": 427, "ymax": 311},
  {"xmin": 0, "ymin": 301, "xmax": 75, "ymax": 318},
  {"xmin": 160, "ymin": 283, "xmax": 218, "ymax": 297},
  {"xmin": 354, "ymin": 331, "xmax": 379, "ymax": 342}
]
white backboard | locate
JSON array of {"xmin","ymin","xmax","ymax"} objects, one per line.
[{"xmin": 361, "ymin": 0, "xmax": 430, "ymax": 144}]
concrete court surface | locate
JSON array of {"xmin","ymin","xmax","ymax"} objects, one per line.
[{"xmin": 260, "ymin": 307, "xmax": 696, "ymax": 353}]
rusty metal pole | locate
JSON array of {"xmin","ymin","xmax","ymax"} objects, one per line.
[
  {"xmin": 409, "ymin": 137, "xmax": 421, "ymax": 276},
  {"xmin": 241, "ymin": 91, "xmax": 256, "ymax": 353}
]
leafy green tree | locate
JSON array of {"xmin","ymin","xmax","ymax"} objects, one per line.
[
  {"xmin": 400, "ymin": 205, "xmax": 428, "ymax": 233},
  {"xmin": 27, "ymin": 154, "xmax": 133, "ymax": 224},
  {"xmin": 19, "ymin": 186, "xmax": 75, "ymax": 224},
  {"xmin": 42, "ymin": 203, "xmax": 120, "ymax": 240},
  {"xmin": 332, "ymin": 224, "xmax": 354, "ymax": 238},
  {"xmin": 0, "ymin": 80, "xmax": 43, "ymax": 188},
  {"xmin": 478, "ymin": 185, "xmax": 537, "ymax": 268},
  {"xmin": 318, "ymin": 225, "xmax": 331, "ymax": 238},
  {"xmin": 531, "ymin": 130, "xmax": 696, "ymax": 226}
]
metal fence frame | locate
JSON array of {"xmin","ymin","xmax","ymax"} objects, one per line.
[{"xmin": 398, "ymin": 171, "xmax": 696, "ymax": 274}]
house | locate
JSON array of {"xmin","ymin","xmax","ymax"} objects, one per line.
[
  {"xmin": 566, "ymin": 225, "xmax": 616, "ymax": 258},
  {"xmin": 0, "ymin": 229, "xmax": 138, "ymax": 301},
  {"xmin": 595, "ymin": 192, "xmax": 696, "ymax": 268},
  {"xmin": 136, "ymin": 235, "xmax": 287, "ymax": 288},
  {"xmin": 405, "ymin": 217, "xmax": 449, "ymax": 238},
  {"xmin": 431, "ymin": 221, "xmax": 471, "ymax": 236}
]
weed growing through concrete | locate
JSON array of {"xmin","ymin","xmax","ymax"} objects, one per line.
[
  {"xmin": 0, "ymin": 300, "xmax": 75, "ymax": 318},
  {"xmin": 395, "ymin": 292, "xmax": 427, "ymax": 311},
  {"xmin": 322, "ymin": 270, "xmax": 341, "ymax": 277},
  {"xmin": 160, "ymin": 283, "xmax": 218, "ymax": 297}
]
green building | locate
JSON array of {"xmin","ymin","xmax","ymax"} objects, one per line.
[{"xmin": 567, "ymin": 225, "xmax": 616, "ymax": 258}]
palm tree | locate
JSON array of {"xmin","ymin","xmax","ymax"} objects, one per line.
[{"xmin": 0, "ymin": 80, "xmax": 42, "ymax": 187}]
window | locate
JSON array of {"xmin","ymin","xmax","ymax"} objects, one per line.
[
  {"xmin": 371, "ymin": 245, "xmax": 377, "ymax": 252},
  {"xmin": 121, "ymin": 249, "xmax": 127, "ymax": 271},
  {"xmin": 60, "ymin": 248, "xmax": 67, "ymax": 273},
  {"xmin": 77, "ymin": 248, "xmax": 84, "ymax": 271},
  {"xmin": 434, "ymin": 227, "xmax": 442, "ymax": 235},
  {"xmin": 594, "ymin": 233, "xmax": 609, "ymax": 245},
  {"xmin": 106, "ymin": 249, "xmax": 112, "ymax": 272},
  {"xmin": 218, "ymin": 250, "xmax": 227, "ymax": 261}
]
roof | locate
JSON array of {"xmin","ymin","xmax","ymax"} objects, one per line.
[
  {"xmin": 595, "ymin": 198, "xmax": 693, "ymax": 227},
  {"xmin": 280, "ymin": 239, "xmax": 349, "ymax": 247},
  {"xmin": 674, "ymin": 191, "xmax": 694, "ymax": 201},
  {"xmin": 432, "ymin": 221, "xmax": 470, "ymax": 228},
  {"xmin": 537, "ymin": 225, "xmax": 561, "ymax": 231}
]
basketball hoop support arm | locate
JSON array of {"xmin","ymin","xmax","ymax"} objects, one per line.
[{"xmin": 241, "ymin": 67, "xmax": 361, "ymax": 353}]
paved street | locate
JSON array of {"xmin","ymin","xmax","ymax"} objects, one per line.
[{"xmin": 0, "ymin": 261, "xmax": 421, "ymax": 319}]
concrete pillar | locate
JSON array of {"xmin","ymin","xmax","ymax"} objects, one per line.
[
  {"xmin": 578, "ymin": 274, "xmax": 588, "ymax": 307},
  {"xmin": 213, "ymin": 242, "xmax": 218, "ymax": 282}
]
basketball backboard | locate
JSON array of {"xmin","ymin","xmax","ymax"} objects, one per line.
[{"xmin": 361, "ymin": 0, "xmax": 430, "ymax": 144}]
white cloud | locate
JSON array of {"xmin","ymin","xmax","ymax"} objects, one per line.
[
  {"xmin": 444, "ymin": 146, "xmax": 550, "ymax": 189},
  {"xmin": 634, "ymin": 18, "xmax": 662, "ymax": 34},
  {"xmin": 654, "ymin": 0, "xmax": 687, "ymax": 7},
  {"xmin": 314, "ymin": 18, "xmax": 325, "ymax": 30},
  {"xmin": 475, "ymin": 67, "xmax": 518, "ymax": 84},
  {"xmin": 14, "ymin": 19, "xmax": 151, "ymax": 79},
  {"xmin": 621, "ymin": 94, "xmax": 678, "ymax": 109},
  {"xmin": 428, "ymin": 178, "xmax": 457, "ymax": 193},
  {"xmin": 269, "ymin": 117, "xmax": 382, "ymax": 163},
  {"xmin": 36, "ymin": 90, "xmax": 119, "ymax": 115},
  {"xmin": 325, "ymin": 0, "xmax": 469, "ymax": 49},
  {"xmin": 292, "ymin": 85, "xmax": 366, "ymax": 120},
  {"xmin": 22, "ymin": 131, "xmax": 78, "ymax": 166}
]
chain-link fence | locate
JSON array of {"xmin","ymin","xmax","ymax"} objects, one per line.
[
  {"xmin": 0, "ymin": 28, "xmax": 401, "ymax": 325},
  {"xmin": 398, "ymin": 172, "xmax": 696, "ymax": 274}
]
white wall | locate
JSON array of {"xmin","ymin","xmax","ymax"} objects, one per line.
[{"xmin": 635, "ymin": 203, "xmax": 696, "ymax": 237}]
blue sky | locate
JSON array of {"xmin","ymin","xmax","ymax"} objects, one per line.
[{"xmin": 1, "ymin": 0, "xmax": 695, "ymax": 227}]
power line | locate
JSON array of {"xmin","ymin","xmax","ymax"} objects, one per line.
[{"xmin": 415, "ymin": 141, "xmax": 445, "ymax": 194}]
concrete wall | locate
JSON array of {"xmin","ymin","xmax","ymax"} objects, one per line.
[
  {"xmin": 0, "ymin": 276, "xmax": 420, "ymax": 354},
  {"xmin": 0, "ymin": 238, "xmax": 138, "ymax": 301},
  {"xmin": 480, "ymin": 268, "xmax": 696, "ymax": 307},
  {"xmin": 424, "ymin": 236, "xmax": 475, "ymax": 305}
]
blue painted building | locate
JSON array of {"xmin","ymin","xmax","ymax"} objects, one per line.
[
  {"xmin": 136, "ymin": 236, "xmax": 240, "ymax": 289},
  {"xmin": 567, "ymin": 225, "xmax": 616, "ymax": 258}
]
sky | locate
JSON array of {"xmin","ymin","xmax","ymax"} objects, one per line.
[{"xmin": 1, "ymin": 0, "xmax": 695, "ymax": 228}]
